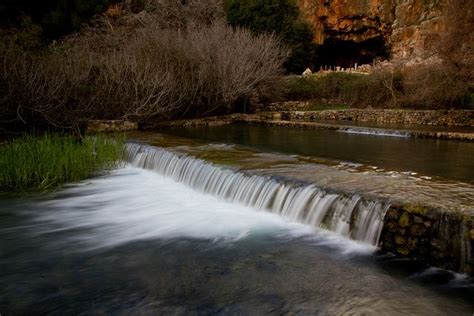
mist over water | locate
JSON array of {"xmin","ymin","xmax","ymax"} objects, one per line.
[
  {"xmin": 31, "ymin": 167, "xmax": 317, "ymax": 248},
  {"xmin": 126, "ymin": 143, "xmax": 389, "ymax": 245},
  {"xmin": 27, "ymin": 166, "xmax": 373, "ymax": 255}
]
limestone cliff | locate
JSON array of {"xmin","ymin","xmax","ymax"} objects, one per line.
[{"xmin": 298, "ymin": 0, "xmax": 446, "ymax": 62}]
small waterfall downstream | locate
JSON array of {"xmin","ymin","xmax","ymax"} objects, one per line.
[
  {"xmin": 125, "ymin": 143, "xmax": 389, "ymax": 245},
  {"xmin": 339, "ymin": 127, "xmax": 410, "ymax": 138}
]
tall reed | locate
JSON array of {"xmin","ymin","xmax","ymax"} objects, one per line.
[{"xmin": 0, "ymin": 134, "xmax": 124, "ymax": 191}]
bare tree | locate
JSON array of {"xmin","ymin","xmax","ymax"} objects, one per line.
[
  {"xmin": 401, "ymin": 0, "xmax": 473, "ymax": 109},
  {"xmin": 0, "ymin": 0, "xmax": 287, "ymax": 131}
]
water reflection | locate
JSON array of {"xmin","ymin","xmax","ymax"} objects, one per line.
[{"xmin": 159, "ymin": 124, "xmax": 474, "ymax": 183}]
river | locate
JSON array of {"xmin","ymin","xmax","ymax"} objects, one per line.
[{"xmin": 1, "ymin": 127, "xmax": 473, "ymax": 314}]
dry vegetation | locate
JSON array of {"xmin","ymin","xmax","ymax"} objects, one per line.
[
  {"xmin": 0, "ymin": 0, "xmax": 287, "ymax": 133},
  {"xmin": 1, "ymin": 0, "xmax": 472, "ymax": 134},
  {"xmin": 400, "ymin": 0, "xmax": 473, "ymax": 109},
  {"xmin": 285, "ymin": 0, "xmax": 473, "ymax": 110}
]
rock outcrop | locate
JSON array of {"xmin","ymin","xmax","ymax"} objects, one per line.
[{"xmin": 298, "ymin": 0, "xmax": 446, "ymax": 61}]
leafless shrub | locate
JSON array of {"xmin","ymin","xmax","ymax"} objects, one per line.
[
  {"xmin": 400, "ymin": 0, "xmax": 473, "ymax": 109},
  {"xmin": 121, "ymin": 0, "xmax": 225, "ymax": 29},
  {"xmin": 439, "ymin": 0, "xmax": 474, "ymax": 80},
  {"xmin": 401, "ymin": 62, "xmax": 470, "ymax": 109},
  {"xmin": 0, "ymin": 1, "xmax": 286, "ymax": 131}
]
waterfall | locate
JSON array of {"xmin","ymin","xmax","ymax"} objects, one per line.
[
  {"xmin": 339, "ymin": 127, "xmax": 410, "ymax": 138},
  {"xmin": 125, "ymin": 143, "xmax": 389, "ymax": 245}
]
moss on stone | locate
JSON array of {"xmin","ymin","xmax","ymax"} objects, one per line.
[
  {"xmin": 398, "ymin": 211, "xmax": 411, "ymax": 228},
  {"xmin": 413, "ymin": 216, "xmax": 424, "ymax": 224},
  {"xmin": 383, "ymin": 241, "xmax": 393, "ymax": 249},
  {"xmin": 404, "ymin": 203, "xmax": 429, "ymax": 215},
  {"xmin": 396, "ymin": 247, "xmax": 410, "ymax": 256},
  {"xmin": 395, "ymin": 235, "xmax": 406, "ymax": 245}
]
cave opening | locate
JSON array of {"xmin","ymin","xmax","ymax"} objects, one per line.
[{"xmin": 316, "ymin": 37, "xmax": 390, "ymax": 69}]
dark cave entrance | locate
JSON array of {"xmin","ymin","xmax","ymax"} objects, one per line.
[{"xmin": 316, "ymin": 37, "xmax": 390, "ymax": 69}]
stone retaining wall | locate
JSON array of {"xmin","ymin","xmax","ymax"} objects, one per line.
[
  {"xmin": 280, "ymin": 108, "xmax": 474, "ymax": 126},
  {"xmin": 379, "ymin": 203, "xmax": 474, "ymax": 276},
  {"xmin": 87, "ymin": 120, "xmax": 138, "ymax": 133},
  {"xmin": 237, "ymin": 115, "xmax": 474, "ymax": 142},
  {"xmin": 258, "ymin": 101, "xmax": 311, "ymax": 112},
  {"xmin": 152, "ymin": 114, "xmax": 244, "ymax": 128},
  {"xmin": 149, "ymin": 113, "xmax": 474, "ymax": 141}
]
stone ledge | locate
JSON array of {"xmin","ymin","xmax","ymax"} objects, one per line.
[
  {"xmin": 148, "ymin": 113, "xmax": 474, "ymax": 141},
  {"xmin": 278, "ymin": 108, "xmax": 474, "ymax": 127},
  {"xmin": 236, "ymin": 116, "xmax": 474, "ymax": 142},
  {"xmin": 86, "ymin": 120, "xmax": 138, "ymax": 133},
  {"xmin": 151, "ymin": 114, "xmax": 245, "ymax": 128},
  {"xmin": 147, "ymin": 114, "xmax": 474, "ymax": 275}
]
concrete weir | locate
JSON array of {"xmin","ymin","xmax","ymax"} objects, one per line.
[
  {"xmin": 125, "ymin": 141, "xmax": 474, "ymax": 276},
  {"xmin": 148, "ymin": 109, "xmax": 474, "ymax": 275},
  {"xmin": 243, "ymin": 112, "xmax": 474, "ymax": 142},
  {"xmin": 240, "ymin": 117, "xmax": 474, "ymax": 141}
]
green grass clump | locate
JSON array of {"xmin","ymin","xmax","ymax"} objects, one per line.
[
  {"xmin": 284, "ymin": 72, "xmax": 393, "ymax": 107},
  {"xmin": 0, "ymin": 134, "xmax": 124, "ymax": 191}
]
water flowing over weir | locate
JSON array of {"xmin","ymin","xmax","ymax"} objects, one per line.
[
  {"xmin": 339, "ymin": 127, "xmax": 410, "ymax": 138},
  {"xmin": 125, "ymin": 143, "xmax": 389, "ymax": 246}
]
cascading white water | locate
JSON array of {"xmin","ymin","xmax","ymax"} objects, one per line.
[
  {"xmin": 125, "ymin": 143, "xmax": 389, "ymax": 245},
  {"xmin": 339, "ymin": 127, "xmax": 410, "ymax": 138}
]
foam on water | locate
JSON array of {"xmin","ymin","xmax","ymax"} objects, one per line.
[
  {"xmin": 29, "ymin": 166, "xmax": 373, "ymax": 253},
  {"xmin": 126, "ymin": 143, "xmax": 389, "ymax": 246},
  {"xmin": 339, "ymin": 127, "xmax": 410, "ymax": 138}
]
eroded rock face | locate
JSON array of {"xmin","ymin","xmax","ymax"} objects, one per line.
[{"xmin": 298, "ymin": 0, "xmax": 446, "ymax": 61}]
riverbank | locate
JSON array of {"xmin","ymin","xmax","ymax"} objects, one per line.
[
  {"xmin": 150, "ymin": 109, "xmax": 474, "ymax": 142},
  {"xmin": 276, "ymin": 107, "xmax": 474, "ymax": 127},
  {"xmin": 0, "ymin": 134, "xmax": 124, "ymax": 192},
  {"xmin": 242, "ymin": 116, "xmax": 474, "ymax": 142}
]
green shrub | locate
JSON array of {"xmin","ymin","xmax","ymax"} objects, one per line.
[
  {"xmin": 0, "ymin": 0, "xmax": 111, "ymax": 40},
  {"xmin": 284, "ymin": 75, "xmax": 321, "ymax": 100},
  {"xmin": 225, "ymin": 0, "xmax": 318, "ymax": 74},
  {"xmin": 0, "ymin": 134, "xmax": 124, "ymax": 191},
  {"xmin": 284, "ymin": 72, "xmax": 394, "ymax": 107}
]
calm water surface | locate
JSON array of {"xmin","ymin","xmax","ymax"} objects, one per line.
[
  {"xmin": 161, "ymin": 124, "xmax": 474, "ymax": 183},
  {"xmin": 1, "ymin": 167, "xmax": 473, "ymax": 315},
  {"xmin": 313, "ymin": 119, "xmax": 474, "ymax": 133}
]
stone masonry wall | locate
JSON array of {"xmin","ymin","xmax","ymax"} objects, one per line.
[
  {"xmin": 279, "ymin": 108, "xmax": 474, "ymax": 126},
  {"xmin": 379, "ymin": 203, "xmax": 474, "ymax": 275}
]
